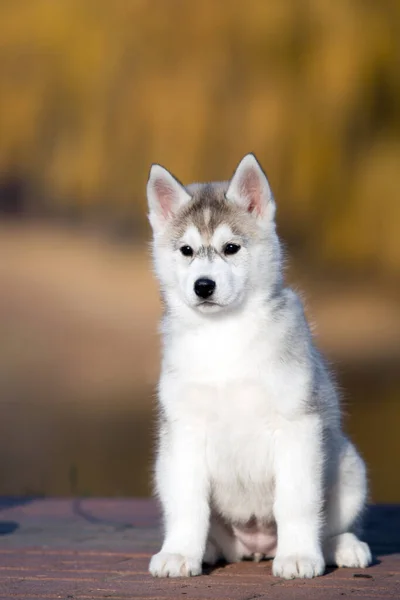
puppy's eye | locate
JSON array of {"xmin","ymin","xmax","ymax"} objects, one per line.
[
  {"xmin": 224, "ymin": 243, "xmax": 241, "ymax": 256},
  {"xmin": 180, "ymin": 245, "xmax": 193, "ymax": 257}
]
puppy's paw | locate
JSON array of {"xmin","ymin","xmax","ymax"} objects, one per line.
[
  {"xmin": 273, "ymin": 552, "xmax": 325, "ymax": 579},
  {"xmin": 149, "ymin": 552, "xmax": 202, "ymax": 578},
  {"xmin": 328, "ymin": 533, "xmax": 372, "ymax": 569}
]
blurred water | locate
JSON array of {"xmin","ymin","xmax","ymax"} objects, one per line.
[{"xmin": 0, "ymin": 225, "xmax": 398, "ymax": 502}]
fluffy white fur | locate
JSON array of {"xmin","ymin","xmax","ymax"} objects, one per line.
[{"xmin": 147, "ymin": 154, "xmax": 372, "ymax": 579}]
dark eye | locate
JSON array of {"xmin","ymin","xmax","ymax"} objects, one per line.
[
  {"xmin": 180, "ymin": 245, "xmax": 193, "ymax": 257},
  {"xmin": 224, "ymin": 243, "xmax": 241, "ymax": 256}
]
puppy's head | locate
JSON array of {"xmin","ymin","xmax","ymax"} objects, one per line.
[{"xmin": 147, "ymin": 154, "xmax": 281, "ymax": 314}]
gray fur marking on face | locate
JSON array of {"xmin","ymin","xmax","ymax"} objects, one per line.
[
  {"xmin": 168, "ymin": 181, "xmax": 255, "ymax": 244},
  {"xmin": 197, "ymin": 245, "xmax": 217, "ymax": 260}
]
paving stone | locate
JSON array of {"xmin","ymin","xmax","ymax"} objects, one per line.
[{"xmin": 0, "ymin": 499, "xmax": 398, "ymax": 599}]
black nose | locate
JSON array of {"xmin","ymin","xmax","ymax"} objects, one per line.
[{"xmin": 194, "ymin": 278, "xmax": 216, "ymax": 299}]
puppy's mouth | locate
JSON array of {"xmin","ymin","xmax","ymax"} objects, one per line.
[
  {"xmin": 197, "ymin": 300, "xmax": 219, "ymax": 306},
  {"xmin": 196, "ymin": 300, "xmax": 223, "ymax": 312}
]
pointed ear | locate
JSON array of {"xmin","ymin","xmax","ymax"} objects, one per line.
[
  {"xmin": 226, "ymin": 154, "xmax": 275, "ymax": 221},
  {"xmin": 147, "ymin": 164, "xmax": 191, "ymax": 231}
]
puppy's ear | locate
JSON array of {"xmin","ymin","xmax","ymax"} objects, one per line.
[
  {"xmin": 147, "ymin": 164, "xmax": 191, "ymax": 232},
  {"xmin": 226, "ymin": 154, "xmax": 275, "ymax": 222}
]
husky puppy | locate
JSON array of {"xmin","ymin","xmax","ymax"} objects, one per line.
[{"xmin": 146, "ymin": 154, "xmax": 372, "ymax": 579}]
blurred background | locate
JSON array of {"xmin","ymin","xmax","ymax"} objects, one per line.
[{"xmin": 0, "ymin": 0, "xmax": 399, "ymax": 502}]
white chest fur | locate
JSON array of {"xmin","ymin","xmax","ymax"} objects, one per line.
[
  {"xmin": 159, "ymin": 311, "xmax": 299, "ymax": 524},
  {"xmin": 161, "ymin": 305, "xmax": 309, "ymax": 424}
]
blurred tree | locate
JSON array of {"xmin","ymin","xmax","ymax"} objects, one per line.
[{"xmin": 0, "ymin": 0, "xmax": 399, "ymax": 274}]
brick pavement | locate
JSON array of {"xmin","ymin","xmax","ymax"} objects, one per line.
[{"xmin": 0, "ymin": 499, "xmax": 398, "ymax": 599}]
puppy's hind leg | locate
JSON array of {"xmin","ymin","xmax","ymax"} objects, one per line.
[
  {"xmin": 203, "ymin": 539, "xmax": 221, "ymax": 566},
  {"xmin": 324, "ymin": 439, "xmax": 372, "ymax": 568},
  {"xmin": 206, "ymin": 516, "xmax": 248, "ymax": 565}
]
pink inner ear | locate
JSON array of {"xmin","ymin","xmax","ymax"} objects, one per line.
[
  {"xmin": 154, "ymin": 178, "xmax": 175, "ymax": 218},
  {"xmin": 239, "ymin": 168, "xmax": 262, "ymax": 215}
]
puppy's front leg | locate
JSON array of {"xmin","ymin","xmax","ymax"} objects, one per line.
[
  {"xmin": 149, "ymin": 424, "xmax": 209, "ymax": 578},
  {"xmin": 273, "ymin": 414, "xmax": 325, "ymax": 579}
]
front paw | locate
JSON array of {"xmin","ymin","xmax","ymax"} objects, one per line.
[
  {"xmin": 149, "ymin": 552, "xmax": 202, "ymax": 578},
  {"xmin": 273, "ymin": 553, "xmax": 325, "ymax": 579}
]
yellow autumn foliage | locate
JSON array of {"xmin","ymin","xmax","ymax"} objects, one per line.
[{"xmin": 0, "ymin": 0, "xmax": 399, "ymax": 273}]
